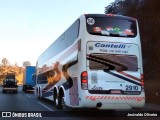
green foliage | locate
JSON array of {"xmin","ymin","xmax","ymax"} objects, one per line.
[{"xmin": 1, "ymin": 58, "xmax": 10, "ymax": 66}]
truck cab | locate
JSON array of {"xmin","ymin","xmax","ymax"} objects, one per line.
[{"xmin": 2, "ymin": 73, "xmax": 18, "ymax": 93}]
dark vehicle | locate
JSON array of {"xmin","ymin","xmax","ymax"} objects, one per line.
[
  {"xmin": 2, "ymin": 73, "xmax": 18, "ymax": 93},
  {"xmin": 22, "ymin": 66, "xmax": 36, "ymax": 92}
]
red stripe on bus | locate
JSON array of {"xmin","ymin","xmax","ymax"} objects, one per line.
[
  {"xmin": 117, "ymin": 71, "xmax": 141, "ymax": 82},
  {"xmin": 85, "ymin": 96, "xmax": 145, "ymax": 102},
  {"xmin": 85, "ymin": 96, "xmax": 144, "ymax": 102}
]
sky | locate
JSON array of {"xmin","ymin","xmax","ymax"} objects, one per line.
[{"xmin": 0, "ymin": 0, "xmax": 114, "ymax": 66}]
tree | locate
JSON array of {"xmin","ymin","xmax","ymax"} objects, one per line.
[
  {"xmin": 19, "ymin": 67, "xmax": 24, "ymax": 74},
  {"xmin": 105, "ymin": 0, "xmax": 144, "ymax": 15},
  {"xmin": 1, "ymin": 58, "xmax": 10, "ymax": 67},
  {"xmin": 13, "ymin": 62, "xmax": 19, "ymax": 68},
  {"xmin": 23, "ymin": 61, "xmax": 31, "ymax": 67}
]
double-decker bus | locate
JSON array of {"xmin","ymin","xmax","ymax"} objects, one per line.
[{"xmin": 34, "ymin": 14, "xmax": 145, "ymax": 109}]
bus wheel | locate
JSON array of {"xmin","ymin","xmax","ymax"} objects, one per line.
[
  {"xmin": 38, "ymin": 89, "xmax": 43, "ymax": 100},
  {"xmin": 58, "ymin": 95, "xmax": 65, "ymax": 110},
  {"xmin": 53, "ymin": 91, "xmax": 58, "ymax": 106},
  {"xmin": 38, "ymin": 88, "xmax": 41, "ymax": 99},
  {"xmin": 36, "ymin": 88, "xmax": 39, "ymax": 99}
]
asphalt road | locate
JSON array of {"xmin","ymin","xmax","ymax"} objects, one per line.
[
  {"xmin": 0, "ymin": 86, "xmax": 159, "ymax": 120},
  {"xmin": 0, "ymin": 86, "xmax": 52, "ymax": 111}
]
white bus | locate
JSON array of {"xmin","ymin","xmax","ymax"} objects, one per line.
[{"xmin": 34, "ymin": 14, "xmax": 145, "ymax": 110}]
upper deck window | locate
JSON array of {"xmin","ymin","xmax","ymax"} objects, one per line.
[{"xmin": 86, "ymin": 16, "xmax": 137, "ymax": 37}]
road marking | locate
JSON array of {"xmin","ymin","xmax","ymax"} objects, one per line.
[
  {"xmin": 37, "ymin": 102, "xmax": 54, "ymax": 111},
  {"xmin": 26, "ymin": 95, "xmax": 31, "ymax": 98}
]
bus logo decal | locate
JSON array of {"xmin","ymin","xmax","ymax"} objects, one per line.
[
  {"xmin": 95, "ymin": 43, "xmax": 126, "ymax": 49},
  {"xmin": 91, "ymin": 85, "xmax": 103, "ymax": 90},
  {"xmin": 127, "ymin": 45, "xmax": 132, "ymax": 48}
]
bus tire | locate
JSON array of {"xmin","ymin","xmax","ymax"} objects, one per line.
[
  {"xmin": 38, "ymin": 88, "xmax": 43, "ymax": 100},
  {"xmin": 37, "ymin": 88, "xmax": 40, "ymax": 99},
  {"xmin": 53, "ymin": 90, "xmax": 58, "ymax": 106},
  {"xmin": 58, "ymin": 95, "xmax": 65, "ymax": 110},
  {"xmin": 57, "ymin": 90, "xmax": 65, "ymax": 110}
]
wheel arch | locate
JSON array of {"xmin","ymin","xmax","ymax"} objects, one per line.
[{"xmin": 59, "ymin": 85, "xmax": 66, "ymax": 98}]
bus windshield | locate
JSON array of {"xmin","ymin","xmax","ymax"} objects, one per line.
[{"xmin": 86, "ymin": 16, "xmax": 137, "ymax": 37}]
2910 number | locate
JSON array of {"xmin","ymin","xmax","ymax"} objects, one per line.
[{"xmin": 125, "ymin": 85, "xmax": 139, "ymax": 91}]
